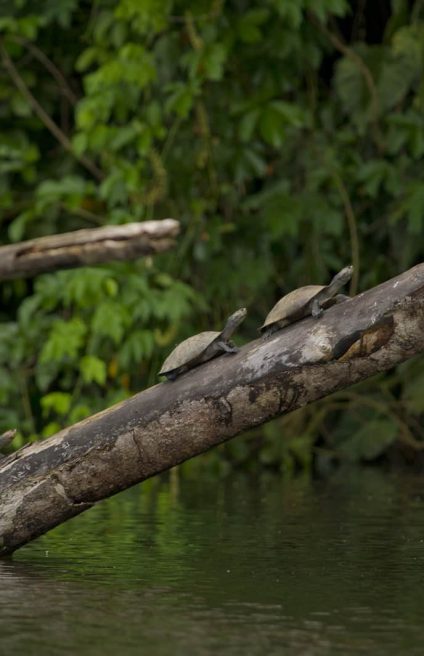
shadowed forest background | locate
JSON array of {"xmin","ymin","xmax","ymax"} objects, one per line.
[{"xmin": 0, "ymin": 0, "xmax": 424, "ymax": 473}]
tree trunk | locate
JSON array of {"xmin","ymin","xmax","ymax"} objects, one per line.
[
  {"xmin": 0, "ymin": 219, "xmax": 179, "ymax": 280},
  {"xmin": 1, "ymin": 263, "xmax": 424, "ymax": 556}
]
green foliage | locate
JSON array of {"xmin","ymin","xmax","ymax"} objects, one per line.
[
  {"xmin": 338, "ymin": 419, "xmax": 398, "ymax": 462},
  {"xmin": 0, "ymin": 0, "xmax": 424, "ymax": 468}
]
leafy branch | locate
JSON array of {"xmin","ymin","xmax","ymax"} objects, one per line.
[
  {"xmin": 309, "ymin": 13, "xmax": 384, "ymax": 153},
  {"xmin": 10, "ymin": 35, "xmax": 79, "ymax": 105},
  {"xmin": 0, "ymin": 38, "xmax": 104, "ymax": 181}
]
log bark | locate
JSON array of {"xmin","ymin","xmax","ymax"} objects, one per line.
[
  {"xmin": 1, "ymin": 263, "xmax": 424, "ymax": 556},
  {"xmin": 0, "ymin": 219, "xmax": 179, "ymax": 280}
]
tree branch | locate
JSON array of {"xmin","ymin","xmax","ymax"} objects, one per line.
[
  {"xmin": 309, "ymin": 14, "xmax": 384, "ymax": 152},
  {"xmin": 10, "ymin": 36, "xmax": 79, "ymax": 105},
  {"xmin": 0, "ymin": 219, "xmax": 180, "ymax": 280},
  {"xmin": 0, "ymin": 38, "xmax": 103, "ymax": 181}
]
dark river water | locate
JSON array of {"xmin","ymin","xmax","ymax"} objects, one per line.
[{"xmin": 2, "ymin": 468, "xmax": 424, "ymax": 655}]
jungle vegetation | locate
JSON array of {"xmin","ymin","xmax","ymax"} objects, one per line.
[{"xmin": 0, "ymin": 0, "xmax": 423, "ymax": 473}]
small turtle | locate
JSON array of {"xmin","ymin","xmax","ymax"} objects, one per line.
[
  {"xmin": 0, "ymin": 428, "xmax": 16, "ymax": 459},
  {"xmin": 159, "ymin": 307, "xmax": 247, "ymax": 381},
  {"xmin": 260, "ymin": 265, "xmax": 353, "ymax": 336}
]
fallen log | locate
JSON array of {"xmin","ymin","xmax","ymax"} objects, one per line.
[
  {"xmin": 0, "ymin": 219, "xmax": 179, "ymax": 280},
  {"xmin": 1, "ymin": 263, "xmax": 424, "ymax": 556}
]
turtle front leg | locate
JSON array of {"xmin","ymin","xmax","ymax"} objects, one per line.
[
  {"xmin": 311, "ymin": 298, "xmax": 324, "ymax": 318},
  {"xmin": 165, "ymin": 365, "xmax": 188, "ymax": 381},
  {"xmin": 218, "ymin": 340, "xmax": 239, "ymax": 354}
]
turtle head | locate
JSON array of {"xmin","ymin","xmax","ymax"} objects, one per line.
[
  {"xmin": 332, "ymin": 265, "xmax": 353, "ymax": 288},
  {"xmin": 222, "ymin": 307, "xmax": 247, "ymax": 339}
]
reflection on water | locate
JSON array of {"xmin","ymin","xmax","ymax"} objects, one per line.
[{"xmin": 2, "ymin": 469, "xmax": 424, "ymax": 655}]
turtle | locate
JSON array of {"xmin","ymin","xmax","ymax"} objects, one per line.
[
  {"xmin": 159, "ymin": 307, "xmax": 247, "ymax": 381},
  {"xmin": 260, "ymin": 265, "xmax": 353, "ymax": 336},
  {"xmin": 0, "ymin": 428, "xmax": 16, "ymax": 459}
]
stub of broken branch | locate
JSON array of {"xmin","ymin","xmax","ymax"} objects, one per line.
[
  {"xmin": 0, "ymin": 218, "xmax": 180, "ymax": 280},
  {"xmin": 0, "ymin": 429, "xmax": 17, "ymax": 450},
  {"xmin": 1, "ymin": 263, "xmax": 424, "ymax": 556}
]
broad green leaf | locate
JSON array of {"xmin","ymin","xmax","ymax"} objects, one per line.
[
  {"xmin": 272, "ymin": 0, "xmax": 303, "ymax": 28},
  {"xmin": 80, "ymin": 355, "xmax": 107, "ymax": 385},
  {"xmin": 339, "ymin": 419, "xmax": 398, "ymax": 462},
  {"xmin": 237, "ymin": 9, "xmax": 270, "ymax": 43},
  {"xmin": 356, "ymin": 160, "xmax": 392, "ymax": 198},
  {"xmin": 42, "ymin": 422, "xmax": 61, "ymax": 437},
  {"xmin": 8, "ymin": 210, "xmax": 34, "ymax": 242},
  {"xmin": 40, "ymin": 318, "xmax": 87, "ymax": 363},
  {"xmin": 41, "ymin": 392, "xmax": 72, "ymax": 416},
  {"xmin": 402, "ymin": 370, "xmax": 424, "ymax": 412},
  {"xmin": 378, "ymin": 55, "xmax": 420, "ymax": 111},
  {"xmin": 118, "ymin": 330, "xmax": 155, "ymax": 369},
  {"xmin": 203, "ymin": 43, "xmax": 227, "ymax": 81},
  {"xmin": 165, "ymin": 83, "xmax": 195, "ymax": 118},
  {"xmin": 334, "ymin": 57, "xmax": 366, "ymax": 116},
  {"xmin": 91, "ymin": 301, "xmax": 129, "ymax": 343},
  {"xmin": 69, "ymin": 404, "xmax": 92, "ymax": 423},
  {"xmin": 259, "ymin": 106, "xmax": 285, "ymax": 147},
  {"xmin": 402, "ymin": 184, "xmax": 424, "ymax": 233},
  {"xmin": 238, "ymin": 109, "xmax": 259, "ymax": 142}
]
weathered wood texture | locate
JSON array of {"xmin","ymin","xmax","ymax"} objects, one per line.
[
  {"xmin": 0, "ymin": 219, "xmax": 179, "ymax": 280},
  {"xmin": 1, "ymin": 264, "xmax": 424, "ymax": 556}
]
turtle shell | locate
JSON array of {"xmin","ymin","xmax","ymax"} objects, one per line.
[
  {"xmin": 159, "ymin": 331, "xmax": 220, "ymax": 375},
  {"xmin": 261, "ymin": 285, "xmax": 324, "ymax": 330}
]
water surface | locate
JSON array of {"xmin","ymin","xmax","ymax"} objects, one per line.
[{"xmin": 1, "ymin": 469, "xmax": 424, "ymax": 655}]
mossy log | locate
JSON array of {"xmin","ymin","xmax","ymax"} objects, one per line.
[
  {"xmin": 0, "ymin": 219, "xmax": 179, "ymax": 280},
  {"xmin": 1, "ymin": 264, "xmax": 424, "ymax": 556}
]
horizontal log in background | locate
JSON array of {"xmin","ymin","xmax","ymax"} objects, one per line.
[{"xmin": 0, "ymin": 218, "xmax": 179, "ymax": 280}]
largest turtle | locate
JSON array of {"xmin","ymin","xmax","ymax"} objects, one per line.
[
  {"xmin": 260, "ymin": 265, "xmax": 353, "ymax": 335},
  {"xmin": 159, "ymin": 307, "xmax": 247, "ymax": 381}
]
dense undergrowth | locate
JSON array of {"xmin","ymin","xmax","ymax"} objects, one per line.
[{"xmin": 0, "ymin": 0, "xmax": 424, "ymax": 471}]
